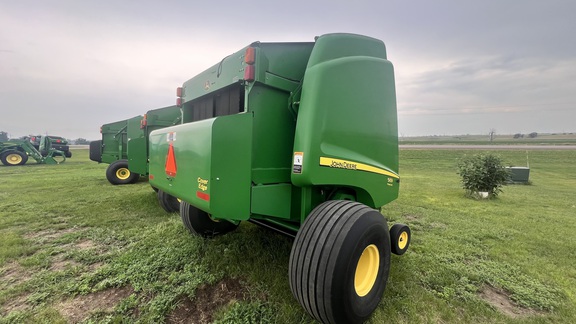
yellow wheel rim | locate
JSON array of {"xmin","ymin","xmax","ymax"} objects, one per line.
[
  {"xmin": 398, "ymin": 231, "xmax": 408, "ymax": 250},
  {"xmin": 116, "ymin": 168, "xmax": 131, "ymax": 180},
  {"xmin": 7, "ymin": 154, "xmax": 23, "ymax": 164},
  {"xmin": 354, "ymin": 244, "xmax": 380, "ymax": 297}
]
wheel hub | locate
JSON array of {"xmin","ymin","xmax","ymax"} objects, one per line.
[
  {"xmin": 116, "ymin": 168, "xmax": 130, "ymax": 180},
  {"xmin": 398, "ymin": 231, "xmax": 408, "ymax": 249},
  {"xmin": 8, "ymin": 154, "xmax": 22, "ymax": 164},
  {"xmin": 354, "ymin": 244, "xmax": 380, "ymax": 297}
]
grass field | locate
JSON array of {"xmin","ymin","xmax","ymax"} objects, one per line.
[
  {"xmin": 1, "ymin": 148, "xmax": 575, "ymax": 323},
  {"xmin": 400, "ymin": 133, "xmax": 576, "ymax": 145}
]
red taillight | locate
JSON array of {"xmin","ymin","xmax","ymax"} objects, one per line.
[
  {"xmin": 140, "ymin": 114, "xmax": 147, "ymax": 129},
  {"xmin": 244, "ymin": 65, "xmax": 255, "ymax": 82},
  {"xmin": 56, "ymin": 139, "xmax": 61, "ymax": 143},
  {"xmin": 176, "ymin": 86, "xmax": 184, "ymax": 107},
  {"xmin": 245, "ymin": 47, "xmax": 256, "ymax": 65},
  {"xmin": 243, "ymin": 47, "xmax": 256, "ymax": 82}
]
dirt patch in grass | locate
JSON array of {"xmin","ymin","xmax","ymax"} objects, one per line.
[
  {"xmin": 75, "ymin": 240, "xmax": 97, "ymax": 250},
  {"xmin": 24, "ymin": 228, "xmax": 77, "ymax": 241},
  {"xmin": 1, "ymin": 293, "xmax": 30, "ymax": 315},
  {"xmin": 479, "ymin": 285, "xmax": 540, "ymax": 318},
  {"xmin": 0, "ymin": 262, "xmax": 31, "ymax": 287},
  {"xmin": 57, "ymin": 286, "xmax": 134, "ymax": 323},
  {"xmin": 49, "ymin": 257, "xmax": 82, "ymax": 272},
  {"xmin": 404, "ymin": 214, "xmax": 420, "ymax": 222},
  {"xmin": 88, "ymin": 262, "xmax": 104, "ymax": 271},
  {"xmin": 166, "ymin": 278, "xmax": 249, "ymax": 324}
]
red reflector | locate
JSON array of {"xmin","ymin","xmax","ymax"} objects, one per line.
[
  {"xmin": 245, "ymin": 47, "xmax": 255, "ymax": 65},
  {"xmin": 149, "ymin": 174, "xmax": 154, "ymax": 180},
  {"xmin": 140, "ymin": 114, "xmax": 147, "ymax": 129},
  {"xmin": 176, "ymin": 87, "xmax": 183, "ymax": 97},
  {"xmin": 176, "ymin": 97, "xmax": 183, "ymax": 107},
  {"xmin": 196, "ymin": 191, "xmax": 210, "ymax": 201},
  {"xmin": 244, "ymin": 65, "xmax": 255, "ymax": 82},
  {"xmin": 165, "ymin": 143, "xmax": 177, "ymax": 177},
  {"xmin": 56, "ymin": 139, "xmax": 61, "ymax": 143}
]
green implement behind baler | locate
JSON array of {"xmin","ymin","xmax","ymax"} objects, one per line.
[
  {"xmin": 0, "ymin": 137, "xmax": 66, "ymax": 166},
  {"xmin": 90, "ymin": 105, "xmax": 182, "ymax": 185},
  {"xmin": 149, "ymin": 33, "xmax": 410, "ymax": 324}
]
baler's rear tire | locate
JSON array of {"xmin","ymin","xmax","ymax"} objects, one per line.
[
  {"xmin": 289, "ymin": 200, "xmax": 391, "ymax": 324},
  {"xmin": 105, "ymin": 160, "xmax": 139, "ymax": 185},
  {"xmin": 180, "ymin": 201, "xmax": 238, "ymax": 237},
  {"xmin": 157, "ymin": 189, "xmax": 180, "ymax": 213},
  {"xmin": 1, "ymin": 150, "xmax": 28, "ymax": 166},
  {"xmin": 64, "ymin": 151, "xmax": 72, "ymax": 158},
  {"xmin": 390, "ymin": 223, "xmax": 411, "ymax": 255}
]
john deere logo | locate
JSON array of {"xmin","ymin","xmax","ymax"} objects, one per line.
[{"xmin": 204, "ymin": 80, "xmax": 210, "ymax": 91}]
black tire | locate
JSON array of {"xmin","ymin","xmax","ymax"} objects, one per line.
[
  {"xmin": 180, "ymin": 201, "xmax": 238, "ymax": 237},
  {"xmin": 157, "ymin": 189, "xmax": 181, "ymax": 213},
  {"xmin": 289, "ymin": 200, "xmax": 391, "ymax": 324},
  {"xmin": 64, "ymin": 151, "xmax": 72, "ymax": 158},
  {"xmin": 390, "ymin": 224, "xmax": 411, "ymax": 255},
  {"xmin": 105, "ymin": 159, "xmax": 139, "ymax": 185},
  {"xmin": 89, "ymin": 140, "xmax": 102, "ymax": 162},
  {"xmin": 1, "ymin": 150, "xmax": 28, "ymax": 166}
]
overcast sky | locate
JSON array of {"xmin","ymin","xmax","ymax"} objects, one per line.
[{"xmin": 1, "ymin": 0, "xmax": 575, "ymax": 140}]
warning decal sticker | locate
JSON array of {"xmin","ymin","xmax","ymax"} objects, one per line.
[
  {"xmin": 167, "ymin": 132, "xmax": 176, "ymax": 142},
  {"xmin": 293, "ymin": 152, "xmax": 303, "ymax": 174}
]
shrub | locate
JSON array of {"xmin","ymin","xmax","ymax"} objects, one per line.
[{"xmin": 456, "ymin": 153, "xmax": 511, "ymax": 199}]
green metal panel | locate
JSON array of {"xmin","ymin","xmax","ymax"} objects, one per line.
[
  {"xmin": 248, "ymin": 85, "xmax": 297, "ymax": 185},
  {"xmin": 181, "ymin": 50, "xmax": 246, "ymax": 105},
  {"xmin": 148, "ymin": 113, "xmax": 252, "ymax": 220},
  {"xmin": 210, "ymin": 113, "xmax": 252, "ymax": 220},
  {"xmin": 149, "ymin": 119, "xmax": 213, "ymax": 213},
  {"xmin": 126, "ymin": 117, "xmax": 147, "ymax": 175},
  {"xmin": 146, "ymin": 105, "xmax": 182, "ymax": 131},
  {"xmin": 128, "ymin": 105, "xmax": 181, "ymax": 175},
  {"xmin": 291, "ymin": 33, "xmax": 399, "ymax": 208},
  {"xmin": 180, "ymin": 42, "xmax": 313, "ymax": 107},
  {"xmin": 251, "ymin": 184, "xmax": 292, "ymax": 219},
  {"xmin": 100, "ymin": 117, "xmax": 141, "ymax": 164},
  {"xmin": 254, "ymin": 42, "xmax": 314, "ymax": 85}
]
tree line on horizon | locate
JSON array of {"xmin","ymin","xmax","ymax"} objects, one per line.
[{"xmin": 0, "ymin": 131, "xmax": 90, "ymax": 144}]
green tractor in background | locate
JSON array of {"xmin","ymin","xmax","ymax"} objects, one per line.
[
  {"xmin": 148, "ymin": 33, "xmax": 411, "ymax": 323},
  {"xmin": 1, "ymin": 136, "xmax": 66, "ymax": 166},
  {"xmin": 90, "ymin": 105, "xmax": 182, "ymax": 212}
]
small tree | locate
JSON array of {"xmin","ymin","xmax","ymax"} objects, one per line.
[
  {"xmin": 457, "ymin": 153, "xmax": 510, "ymax": 199},
  {"xmin": 489, "ymin": 128, "xmax": 496, "ymax": 142},
  {"xmin": 0, "ymin": 131, "xmax": 8, "ymax": 142}
]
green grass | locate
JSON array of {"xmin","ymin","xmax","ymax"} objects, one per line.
[{"xmin": 1, "ymin": 148, "xmax": 575, "ymax": 323}]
